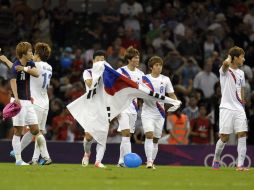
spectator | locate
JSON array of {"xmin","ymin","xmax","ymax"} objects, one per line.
[
  {"xmin": 190, "ymin": 103, "xmax": 213, "ymax": 145},
  {"xmin": 193, "ymin": 58, "xmax": 219, "ymax": 99}
]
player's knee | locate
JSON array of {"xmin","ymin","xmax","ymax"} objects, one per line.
[
  {"xmin": 14, "ymin": 127, "xmax": 23, "ymax": 136},
  {"xmin": 85, "ymin": 133, "xmax": 93, "ymax": 141},
  {"xmin": 121, "ymin": 129, "xmax": 130, "ymax": 137},
  {"xmin": 220, "ymin": 134, "xmax": 229, "ymax": 143},
  {"xmin": 145, "ymin": 132, "xmax": 153, "ymax": 139},
  {"xmin": 30, "ymin": 128, "xmax": 39, "ymax": 135},
  {"xmin": 153, "ymin": 138, "xmax": 159, "ymax": 143},
  {"xmin": 237, "ymin": 131, "xmax": 247, "ymax": 138}
]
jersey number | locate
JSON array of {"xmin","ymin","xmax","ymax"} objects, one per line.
[{"xmin": 42, "ymin": 73, "xmax": 52, "ymax": 89}]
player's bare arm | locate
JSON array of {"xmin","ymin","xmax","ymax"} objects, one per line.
[
  {"xmin": 85, "ymin": 79, "xmax": 93, "ymax": 88},
  {"xmin": 10, "ymin": 79, "xmax": 20, "ymax": 105},
  {"xmin": 0, "ymin": 55, "xmax": 13, "ymax": 69},
  {"xmin": 241, "ymin": 87, "xmax": 245, "ymax": 104},
  {"xmin": 15, "ymin": 65, "xmax": 39, "ymax": 78},
  {"xmin": 167, "ymin": 92, "xmax": 177, "ymax": 100},
  {"xmin": 221, "ymin": 55, "xmax": 231, "ymax": 73}
]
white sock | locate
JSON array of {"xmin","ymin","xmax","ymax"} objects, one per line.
[
  {"xmin": 32, "ymin": 141, "xmax": 40, "ymax": 162},
  {"xmin": 152, "ymin": 143, "xmax": 159, "ymax": 162},
  {"xmin": 214, "ymin": 139, "xmax": 226, "ymax": 161},
  {"xmin": 36, "ymin": 134, "xmax": 50, "ymax": 159},
  {"xmin": 237, "ymin": 137, "xmax": 247, "ymax": 167},
  {"xmin": 21, "ymin": 131, "xmax": 33, "ymax": 151},
  {"xmin": 118, "ymin": 141, "xmax": 124, "ymax": 164},
  {"xmin": 95, "ymin": 143, "xmax": 106, "ymax": 163},
  {"xmin": 12, "ymin": 135, "xmax": 22, "ymax": 161},
  {"xmin": 122, "ymin": 137, "xmax": 131, "ymax": 161},
  {"xmin": 145, "ymin": 138, "xmax": 153, "ymax": 162},
  {"xmin": 83, "ymin": 138, "xmax": 92, "ymax": 155}
]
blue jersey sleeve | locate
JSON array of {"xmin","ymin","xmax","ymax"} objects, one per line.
[
  {"xmin": 9, "ymin": 61, "xmax": 18, "ymax": 79},
  {"xmin": 28, "ymin": 61, "xmax": 36, "ymax": 68}
]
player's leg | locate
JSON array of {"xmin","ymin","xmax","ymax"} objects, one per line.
[
  {"xmin": 151, "ymin": 118, "xmax": 164, "ymax": 169},
  {"xmin": 235, "ymin": 111, "xmax": 248, "ymax": 170},
  {"xmin": 94, "ymin": 142, "xmax": 106, "ymax": 168},
  {"xmin": 12, "ymin": 126, "xmax": 29, "ymax": 165},
  {"xmin": 141, "ymin": 117, "xmax": 154, "ymax": 168},
  {"xmin": 20, "ymin": 129, "xmax": 33, "ymax": 152},
  {"xmin": 213, "ymin": 133, "xmax": 229, "ymax": 168},
  {"xmin": 26, "ymin": 103, "xmax": 50, "ymax": 164},
  {"xmin": 33, "ymin": 107, "xmax": 51, "ymax": 165},
  {"xmin": 144, "ymin": 131, "xmax": 153, "ymax": 168},
  {"xmin": 11, "ymin": 103, "xmax": 29, "ymax": 165},
  {"xmin": 117, "ymin": 113, "xmax": 133, "ymax": 166},
  {"xmin": 82, "ymin": 132, "xmax": 93, "ymax": 167},
  {"xmin": 236, "ymin": 131, "xmax": 248, "ymax": 170},
  {"xmin": 212, "ymin": 109, "xmax": 232, "ymax": 169}
]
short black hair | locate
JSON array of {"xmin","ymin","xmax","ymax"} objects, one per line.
[{"xmin": 93, "ymin": 50, "xmax": 106, "ymax": 60}]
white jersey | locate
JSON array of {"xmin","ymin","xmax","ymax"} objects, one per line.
[
  {"xmin": 117, "ymin": 65, "xmax": 144, "ymax": 114},
  {"xmin": 30, "ymin": 61, "xmax": 52, "ymax": 110},
  {"xmin": 142, "ymin": 74, "xmax": 174, "ymax": 119},
  {"xmin": 219, "ymin": 67, "xmax": 245, "ymax": 111},
  {"xmin": 83, "ymin": 69, "xmax": 92, "ymax": 90}
]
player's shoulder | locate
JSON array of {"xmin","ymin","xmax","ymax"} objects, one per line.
[
  {"xmin": 36, "ymin": 61, "xmax": 52, "ymax": 71},
  {"xmin": 83, "ymin": 69, "xmax": 92, "ymax": 76},
  {"xmin": 135, "ymin": 67, "xmax": 144, "ymax": 75},
  {"xmin": 117, "ymin": 66, "xmax": 126, "ymax": 72},
  {"xmin": 13, "ymin": 59, "xmax": 20, "ymax": 66},
  {"xmin": 160, "ymin": 74, "xmax": 169, "ymax": 80},
  {"xmin": 237, "ymin": 68, "xmax": 245, "ymax": 75},
  {"xmin": 27, "ymin": 60, "xmax": 35, "ymax": 66}
]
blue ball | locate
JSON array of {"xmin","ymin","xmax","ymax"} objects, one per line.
[{"xmin": 124, "ymin": 153, "xmax": 142, "ymax": 168}]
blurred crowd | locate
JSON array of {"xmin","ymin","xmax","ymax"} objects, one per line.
[{"xmin": 0, "ymin": 0, "xmax": 254, "ymax": 145}]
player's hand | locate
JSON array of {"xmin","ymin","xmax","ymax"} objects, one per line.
[
  {"xmin": 15, "ymin": 65, "xmax": 24, "ymax": 72},
  {"xmin": 223, "ymin": 55, "xmax": 231, "ymax": 66}
]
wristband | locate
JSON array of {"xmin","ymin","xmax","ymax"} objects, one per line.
[{"xmin": 24, "ymin": 67, "xmax": 28, "ymax": 72}]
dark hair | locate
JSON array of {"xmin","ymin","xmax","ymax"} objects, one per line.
[
  {"xmin": 35, "ymin": 42, "xmax": 51, "ymax": 61},
  {"xmin": 228, "ymin": 46, "xmax": 245, "ymax": 62},
  {"xmin": 148, "ymin": 56, "xmax": 163, "ymax": 69},
  {"xmin": 124, "ymin": 46, "xmax": 139, "ymax": 64},
  {"xmin": 93, "ymin": 50, "xmax": 105, "ymax": 60}
]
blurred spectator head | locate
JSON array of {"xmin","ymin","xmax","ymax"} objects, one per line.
[
  {"xmin": 198, "ymin": 103, "xmax": 207, "ymax": 117},
  {"xmin": 93, "ymin": 50, "xmax": 106, "ymax": 62},
  {"xmin": 215, "ymin": 13, "xmax": 226, "ymax": 22}
]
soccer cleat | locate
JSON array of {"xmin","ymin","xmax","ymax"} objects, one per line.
[
  {"xmin": 28, "ymin": 160, "xmax": 38, "ymax": 165},
  {"xmin": 94, "ymin": 162, "xmax": 106, "ymax": 168},
  {"xmin": 146, "ymin": 161, "xmax": 153, "ymax": 169},
  {"xmin": 39, "ymin": 158, "xmax": 52, "ymax": 165},
  {"xmin": 10, "ymin": 150, "xmax": 15, "ymax": 158},
  {"xmin": 236, "ymin": 166, "xmax": 249, "ymax": 171},
  {"xmin": 152, "ymin": 164, "xmax": 156, "ymax": 170},
  {"xmin": 117, "ymin": 163, "xmax": 126, "ymax": 167},
  {"xmin": 15, "ymin": 160, "xmax": 29, "ymax": 166},
  {"xmin": 212, "ymin": 161, "xmax": 220, "ymax": 169},
  {"xmin": 81, "ymin": 153, "xmax": 90, "ymax": 167}
]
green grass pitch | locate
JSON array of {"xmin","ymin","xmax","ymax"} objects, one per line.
[{"xmin": 0, "ymin": 163, "xmax": 253, "ymax": 190}]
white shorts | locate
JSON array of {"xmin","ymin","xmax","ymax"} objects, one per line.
[
  {"xmin": 117, "ymin": 113, "xmax": 137, "ymax": 133},
  {"xmin": 141, "ymin": 117, "xmax": 165, "ymax": 138},
  {"xmin": 12, "ymin": 100, "xmax": 38, "ymax": 126},
  {"xmin": 33, "ymin": 104, "xmax": 48, "ymax": 132},
  {"xmin": 219, "ymin": 108, "xmax": 248, "ymax": 134}
]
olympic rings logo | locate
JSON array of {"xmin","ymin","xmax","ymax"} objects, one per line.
[{"xmin": 204, "ymin": 153, "xmax": 251, "ymax": 167}]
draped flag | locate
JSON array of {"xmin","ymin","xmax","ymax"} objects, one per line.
[{"xmin": 67, "ymin": 61, "xmax": 181, "ymax": 145}]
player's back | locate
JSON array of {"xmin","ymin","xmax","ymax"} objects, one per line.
[{"xmin": 30, "ymin": 61, "xmax": 52, "ymax": 109}]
